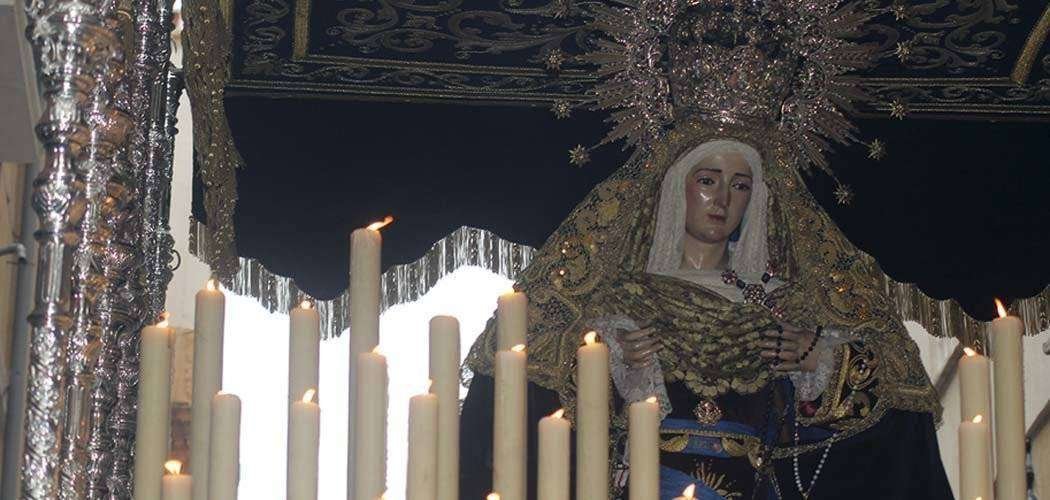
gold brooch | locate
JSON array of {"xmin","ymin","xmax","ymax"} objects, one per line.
[{"xmin": 694, "ymin": 398, "xmax": 723, "ymax": 425}]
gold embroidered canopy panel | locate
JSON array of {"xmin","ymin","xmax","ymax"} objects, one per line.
[{"xmin": 222, "ymin": 0, "xmax": 1050, "ymax": 117}]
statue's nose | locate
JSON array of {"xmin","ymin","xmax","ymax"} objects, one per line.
[{"xmin": 713, "ymin": 188, "xmax": 729, "ymax": 208}]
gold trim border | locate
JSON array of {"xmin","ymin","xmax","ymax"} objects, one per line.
[
  {"xmin": 1011, "ymin": 3, "xmax": 1050, "ymax": 84},
  {"xmin": 293, "ymin": 0, "xmax": 310, "ymax": 58}
]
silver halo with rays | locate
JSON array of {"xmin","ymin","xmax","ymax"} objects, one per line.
[{"xmin": 581, "ymin": 0, "xmax": 882, "ymax": 178}]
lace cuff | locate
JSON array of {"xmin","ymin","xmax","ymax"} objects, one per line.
[
  {"xmin": 789, "ymin": 326, "xmax": 853, "ymax": 401},
  {"xmin": 588, "ymin": 315, "xmax": 672, "ymax": 418}
]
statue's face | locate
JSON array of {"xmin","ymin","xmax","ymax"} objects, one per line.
[{"xmin": 683, "ymin": 151, "xmax": 753, "ymax": 244}]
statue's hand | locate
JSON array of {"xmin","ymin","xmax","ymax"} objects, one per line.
[
  {"xmin": 760, "ymin": 325, "xmax": 818, "ymax": 372},
  {"xmin": 619, "ymin": 326, "xmax": 661, "ymax": 369}
]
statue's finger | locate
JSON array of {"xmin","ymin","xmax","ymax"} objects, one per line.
[
  {"xmin": 631, "ymin": 338, "xmax": 658, "ymax": 351},
  {"xmin": 621, "ymin": 327, "xmax": 655, "ymax": 341},
  {"xmin": 635, "ymin": 346, "xmax": 660, "ymax": 360},
  {"xmin": 778, "ymin": 330, "xmax": 801, "ymax": 341}
]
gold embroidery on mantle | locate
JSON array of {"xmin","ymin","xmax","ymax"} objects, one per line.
[
  {"xmin": 695, "ymin": 462, "xmax": 744, "ymax": 499},
  {"xmin": 464, "ymin": 121, "xmax": 942, "ymax": 434}
]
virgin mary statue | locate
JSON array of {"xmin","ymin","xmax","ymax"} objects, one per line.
[{"xmin": 461, "ymin": 1, "xmax": 953, "ymax": 499}]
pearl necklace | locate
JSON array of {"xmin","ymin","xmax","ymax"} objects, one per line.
[{"xmin": 792, "ymin": 420, "xmax": 835, "ymax": 499}]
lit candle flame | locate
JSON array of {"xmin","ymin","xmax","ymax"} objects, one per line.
[
  {"xmin": 973, "ymin": 414, "xmax": 984, "ymax": 424},
  {"xmin": 645, "ymin": 396, "xmax": 658, "ymax": 404},
  {"xmin": 302, "ymin": 388, "xmax": 317, "ymax": 404},
  {"xmin": 511, "ymin": 344, "xmax": 525, "ymax": 353},
  {"xmin": 487, "ymin": 494, "xmax": 501, "ymax": 500},
  {"xmin": 963, "ymin": 347, "xmax": 977, "ymax": 357},
  {"xmin": 584, "ymin": 331, "xmax": 598, "ymax": 345},
  {"xmin": 994, "ymin": 298, "xmax": 1008, "ymax": 319},
  {"xmin": 552, "ymin": 408, "xmax": 565, "ymax": 419},
  {"xmin": 300, "ymin": 300, "xmax": 313, "ymax": 310},
  {"xmin": 426, "ymin": 379, "xmax": 434, "ymax": 393},
  {"xmin": 206, "ymin": 278, "xmax": 217, "ymax": 291},
  {"xmin": 156, "ymin": 312, "xmax": 170, "ymax": 329},
  {"xmin": 164, "ymin": 459, "xmax": 182, "ymax": 475},
  {"xmin": 366, "ymin": 215, "xmax": 394, "ymax": 232},
  {"xmin": 681, "ymin": 484, "xmax": 696, "ymax": 498},
  {"xmin": 372, "ymin": 345, "xmax": 382, "ymax": 355}
]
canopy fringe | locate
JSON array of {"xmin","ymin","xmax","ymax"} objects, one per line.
[
  {"xmin": 189, "ymin": 220, "xmax": 534, "ymax": 339},
  {"xmin": 880, "ymin": 274, "xmax": 1050, "ymax": 346},
  {"xmin": 190, "ymin": 220, "xmax": 1046, "ymax": 342}
]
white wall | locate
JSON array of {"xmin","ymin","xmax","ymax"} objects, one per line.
[
  {"xmin": 164, "ymin": 86, "xmax": 211, "ymax": 330},
  {"xmin": 909, "ymin": 319, "xmax": 1050, "ymax": 497}
]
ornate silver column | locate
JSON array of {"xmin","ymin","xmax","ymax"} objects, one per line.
[
  {"xmin": 104, "ymin": 0, "xmax": 179, "ymax": 496},
  {"xmin": 142, "ymin": 66, "xmax": 182, "ymax": 321},
  {"xmin": 20, "ymin": 0, "xmax": 115, "ymax": 498},
  {"xmin": 59, "ymin": 0, "xmax": 131, "ymax": 495},
  {"xmin": 81, "ymin": 1, "xmax": 136, "ymax": 497}
]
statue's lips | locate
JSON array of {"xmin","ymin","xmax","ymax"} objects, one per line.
[{"xmin": 707, "ymin": 214, "xmax": 727, "ymax": 223}]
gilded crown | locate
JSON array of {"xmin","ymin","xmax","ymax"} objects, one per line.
[{"xmin": 667, "ymin": 2, "xmax": 798, "ymax": 127}]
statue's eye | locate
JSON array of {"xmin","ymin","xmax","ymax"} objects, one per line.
[{"xmin": 697, "ymin": 176, "xmax": 716, "ymax": 186}]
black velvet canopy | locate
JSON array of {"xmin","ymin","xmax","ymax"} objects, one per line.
[
  {"xmin": 195, "ymin": 96, "xmax": 1049, "ymax": 320},
  {"xmin": 188, "ymin": 0, "xmax": 1050, "ymax": 322}
]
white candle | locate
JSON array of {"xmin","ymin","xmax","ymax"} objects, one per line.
[
  {"xmin": 288, "ymin": 389, "xmax": 320, "ymax": 500},
  {"xmin": 629, "ymin": 396, "xmax": 660, "ymax": 500},
  {"xmin": 162, "ymin": 460, "xmax": 192, "ymax": 500},
  {"xmin": 290, "ymin": 300, "xmax": 320, "ymax": 408},
  {"xmin": 348, "ymin": 218, "xmax": 387, "ymax": 498},
  {"xmin": 959, "ymin": 347, "xmax": 992, "ymax": 422},
  {"xmin": 353, "ymin": 348, "xmax": 388, "ymax": 500},
  {"xmin": 991, "ymin": 299, "xmax": 1026, "ymax": 500},
  {"xmin": 191, "ymin": 279, "xmax": 225, "ymax": 500},
  {"xmin": 133, "ymin": 316, "xmax": 173, "ymax": 500},
  {"xmin": 496, "ymin": 291, "xmax": 528, "ymax": 351},
  {"xmin": 493, "ymin": 344, "xmax": 527, "ymax": 500},
  {"xmin": 349, "ymin": 223, "xmax": 383, "ymax": 354},
  {"xmin": 673, "ymin": 484, "xmax": 697, "ymax": 500},
  {"xmin": 959, "ymin": 414, "xmax": 991, "ymax": 500},
  {"xmin": 537, "ymin": 409, "xmax": 570, "ymax": 500},
  {"xmin": 959, "ymin": 346, "xmax": 994, "ymax": 497},
  {"xmin": 577, "ymin": 331, "xmax": 610, "ymax": 500},
  {"xmin": 406, "ymin": 390, "xmax": 438, "ymax": 500},
  {"xmin": 207, "ymin": 392, "xmax": 241, "ymax": 500},
  {"xmin": 428, "ymin": 316, "xmax": 460, "ymax": 500}
]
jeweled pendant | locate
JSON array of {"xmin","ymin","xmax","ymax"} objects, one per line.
[{"xmin": 694, "ymin": 398, "xmax": 723, "ymax": 425}]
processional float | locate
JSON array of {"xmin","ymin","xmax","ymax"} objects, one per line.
[{"xmin": 8, "ymin": 1, "xmax": 1050, "ymax": 500}]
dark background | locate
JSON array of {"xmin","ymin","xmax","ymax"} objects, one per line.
[{"xmin": 193, "ymin": 96, "xmax": 1049, "ymax": 320}]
